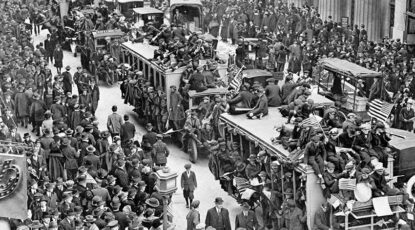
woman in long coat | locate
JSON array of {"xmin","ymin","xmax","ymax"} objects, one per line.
[
  {"xmin": 53, "ymin": 44, "xmax": 64, "ymax": 74},
  {"xmin": 220, "ymin": 15, "xmax": 230, "ymax": 42},
  {"xmin": 14, "ymin": 85, "xmax": 30, "ymax": 127}
]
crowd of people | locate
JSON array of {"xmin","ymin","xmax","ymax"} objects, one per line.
[{"xmin": 2, "ymin": 0, "xmax": 415, "ymax": 229}]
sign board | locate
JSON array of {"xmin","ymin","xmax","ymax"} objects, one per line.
[
  {"xmin": 0, "ymin": 154, "xmax": 27, "ymax": 220},
  {"xmin": 341, "ymin": 17, "xmax": 349, "ymax": 28}
]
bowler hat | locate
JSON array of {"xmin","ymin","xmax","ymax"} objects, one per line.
[
  {"xmin": 214, "ymin": 197, "xmax": 224, "ymax": 204},
  {"xmin": 86, "ymin": 145, "xmax": 96, "ymax": 153},
  {"xmin": 145, "ymin": 198, "xmax": 160, "ymax": 208},
  {"xmin": 84, "ymin": 215, "xmax": 96, "ymax": 223}
]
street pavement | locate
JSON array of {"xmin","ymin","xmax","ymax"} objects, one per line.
[{"xmin": 31, "ymin": 29, "xmax": 243, "ymax": 229}]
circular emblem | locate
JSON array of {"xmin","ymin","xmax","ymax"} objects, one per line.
[{"xmin": 0, "ymin": 159, "xmax": 21, "ymax": 199}]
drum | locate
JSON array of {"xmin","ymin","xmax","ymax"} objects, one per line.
[{"xmin": 354, "ymin": 182, "xmax": 372, "ymax": 202}]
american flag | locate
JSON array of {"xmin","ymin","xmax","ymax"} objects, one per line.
[
  {"xmin": 299, "ymin": 116, "xmax": 320, "ymax": 128},
  {"xmin": 368, "ymin": 99, "xmax": 394, "ymax": 123},
  {"xmin": 338, "ymin": 178, "xmax": 356, "ymax": 190},
  {"xmin": 228, "ymin": 65, "xmax": 245, "ymax": 91}
]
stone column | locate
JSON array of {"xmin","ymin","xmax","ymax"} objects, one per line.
[
  {"xmin": 353, "ymin": 0, "xmax": 382, "ymax": 42},
  {"xmin": 380, "ymin": 0, "xmax": 391, "ymax": 39},
  {"xmin": 318, "ymin": 0, "xmax": 343, "ymax": 22},
  {"xmin": 393, "ymin": 0, "xmax": 407, "ymax": 41}
]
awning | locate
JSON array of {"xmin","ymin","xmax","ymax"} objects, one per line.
[
  {"xmin": 132, "ymin": 7, "xmax": 163, "ymax": 15},
  {"xmin": 118, "ymin": 0, "xmax": 143, "ymax": 3},
  {"xmin": 319, "ymin": 58, "xmax": 382, "ymax": 79},
  {"xmin": 92, "ymin": 29, "xmax": 124, "ymax": 39},
  {"xmin": 170, "ymin": 0, "xmax": 202, "ymax": 8}
]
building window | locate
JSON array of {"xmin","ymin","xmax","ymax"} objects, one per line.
[{"xmin": 408, "ymin": 17, "xmax": 415, "ymax": 34}]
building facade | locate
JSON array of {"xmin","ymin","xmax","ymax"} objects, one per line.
[{"xmin": 283, "ymin": 0, "xmax": 414, "ymax": 44}]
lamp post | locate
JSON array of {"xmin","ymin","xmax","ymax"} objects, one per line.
[{"xmin": 155, "ymin": 167, "xmax": 178, "ymax": 230}]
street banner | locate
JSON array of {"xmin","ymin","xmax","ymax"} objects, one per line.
[{"xmin": 0, "ymin": 153, "xmax": 27, "ymax": 220}]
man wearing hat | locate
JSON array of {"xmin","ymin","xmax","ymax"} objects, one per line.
[
  {"xmin": 205, "ymin": 197, "xmax": 231, "ymax": 230},
  {"xmin": 83, "ymin": 145, "xmax": 100, "ymax": 171},
  {"xmin": 368, "ymin": 122, "xmax": 391, "ymax": 167},
  {"xmin": 153, "ymin": 134, "xmax": 170, "ymax": 166},
  {"xmin": 265, "ymin": 77, "xmax": 282, "ymax": 107},
  {"xmin": 169, "ymin": 85, "xmax": 186, "ymax": 130},
  {"xmin": 187, "ymin": 200, "xmax": 201, "ymax": 230},
  {"xmin": 30, "ymin": 93, "xmax": 47, "ymax": 136},
  {"xmin": 106, "ymin": 220, "xmax": 119, "ymax": 230},
  {"xmin": 181, "ymin": 163, "xmax": 198, "ymax": 208},
  {"xmin": 62, "ymin": 66, "xmax": 73, "ymax": 95},
  {"xmin": 120, "ymin": 114, "xmax": 136, "ymax": 146},
  {"xmin": 84, "ymin": 215, "xmax": 99, "ymax": 230},
  {"xmin": 112, "ymin": 198, "xmax": 129, "ymax": 230},
  {"xmin": 15, "ymin": 85, "xmax": 30, "ymax": 128},
  {"xmin": 371, "ymin": 163, "xmax": 401, "ymax": 197},
  {"xmin": 142, "ymin": 123, "xmax": 158, "ymax": 146},
  {"xmin": 399, "ymin": 99, "xmax": 414, "ymax": 131},
  {"xmin": 247, "ymin": 87, "xmax": 268, "ymax": 119},
  {"xmin": 59, "ymin": 207, "xmax": 76, "ymax": 229},
  {"xmin": 235, "ymin": 202, "xmax": 258, "ymax": 230}
]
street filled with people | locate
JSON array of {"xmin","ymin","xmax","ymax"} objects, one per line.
[{"xmin": 1, "ymin": 0, "xmax": 415, "ymax": 229}]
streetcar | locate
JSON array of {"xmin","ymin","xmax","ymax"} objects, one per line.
[
  {"xmin": 120, "ymin": 40, "xmax": 228, "ymax": 108},
  {"xmin": 120, "ymin": 41, "xmax": 229, "ymax": 163},
  {"xmin": 216, "ymin": 101, "xmax": 413, "ymax": 229}
]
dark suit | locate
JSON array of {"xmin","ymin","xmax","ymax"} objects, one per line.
[
  {"xmin": 83, "ymin": 153, "xmax": 100, "ymax": 171},
  {"xmin": 120, "ymin": 121, "xmax": 136, "ymax": 144},
  {"xmin": 59, "ymin": 217, "xmax": 75, "ymax": 230},
  {"xmin": 235, "ymin": 210, "xmax": 258, "ymax": 230},
  {"xmin": 265, "ymin": 84, "xmax": 282, "ymax": 107},
  {"xmin": 181, "ymin": 171, "xmax": 197, "ymax": 204},
  {"xmin": 248, "ymin": 94, "xmax": 268, "ymax": 117},
  {"xmin": 228, "ymin": 90, "xmax": 255, "ymax": 114},
  {"xmin": 44, "ymin": 38, "xmax": 55, "ymax": 63},
  {"xmin": 205, "ymin": 207, "xmax": 231, "ymax": 230},
  {"xmin": 142, "ymin": 131, "xmax": 157, "ymax": 145}
]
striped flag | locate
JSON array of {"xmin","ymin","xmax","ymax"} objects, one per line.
[
  {"xmin": 299, "ymin": 116, "xmax": 320, "ymax": 128},
  {"xmin": 228, "ymin": 65, "xmax": 245, "ymax": 91},
  {"xmin": 368, "ymin": 99, "xmax": 394, "ymax": 123},
  {"xmin": 338, "ymin": 178, "xmax": 356, "ymax": 190}
]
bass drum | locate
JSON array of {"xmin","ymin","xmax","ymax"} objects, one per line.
[
  {"xmin": 354, "ymin": 182, "xmax": 372, "ymax": 203},
  {"xmin": 406, "ymin": 175, "xmax": 415, "ymax": 200}
]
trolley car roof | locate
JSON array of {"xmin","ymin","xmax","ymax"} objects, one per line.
[
  {"xmin": 242, "ymin": 69, "xmax": 273, "ymax": 79},
  {"xmin": 220, "ymin": 91, "xmax": 334, "ymax": 160},
  {"xmin": 121, "ymin": 41, "xmax": 158, "ymax": 60},
  {"xmin": 132, "ymin": 7, "xmax": 163, "ymax": 15},
  {"xmin": 92, "ymin": 30, "xmax": 124, "ymax": 39},
  {"xmin": 188, "ymin": 88, "xmax": 228, "ymax": 98},
  {"xmin": 319, "ymin": 58, "xmax": 382, "ymax": 79},
  {"xmin": 170, "ymin": 0, "xmax": 203, "ymax": 7},
  {"xmin": 117, "ymin": 0, "xmax": 143, "ymax": 3}
]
